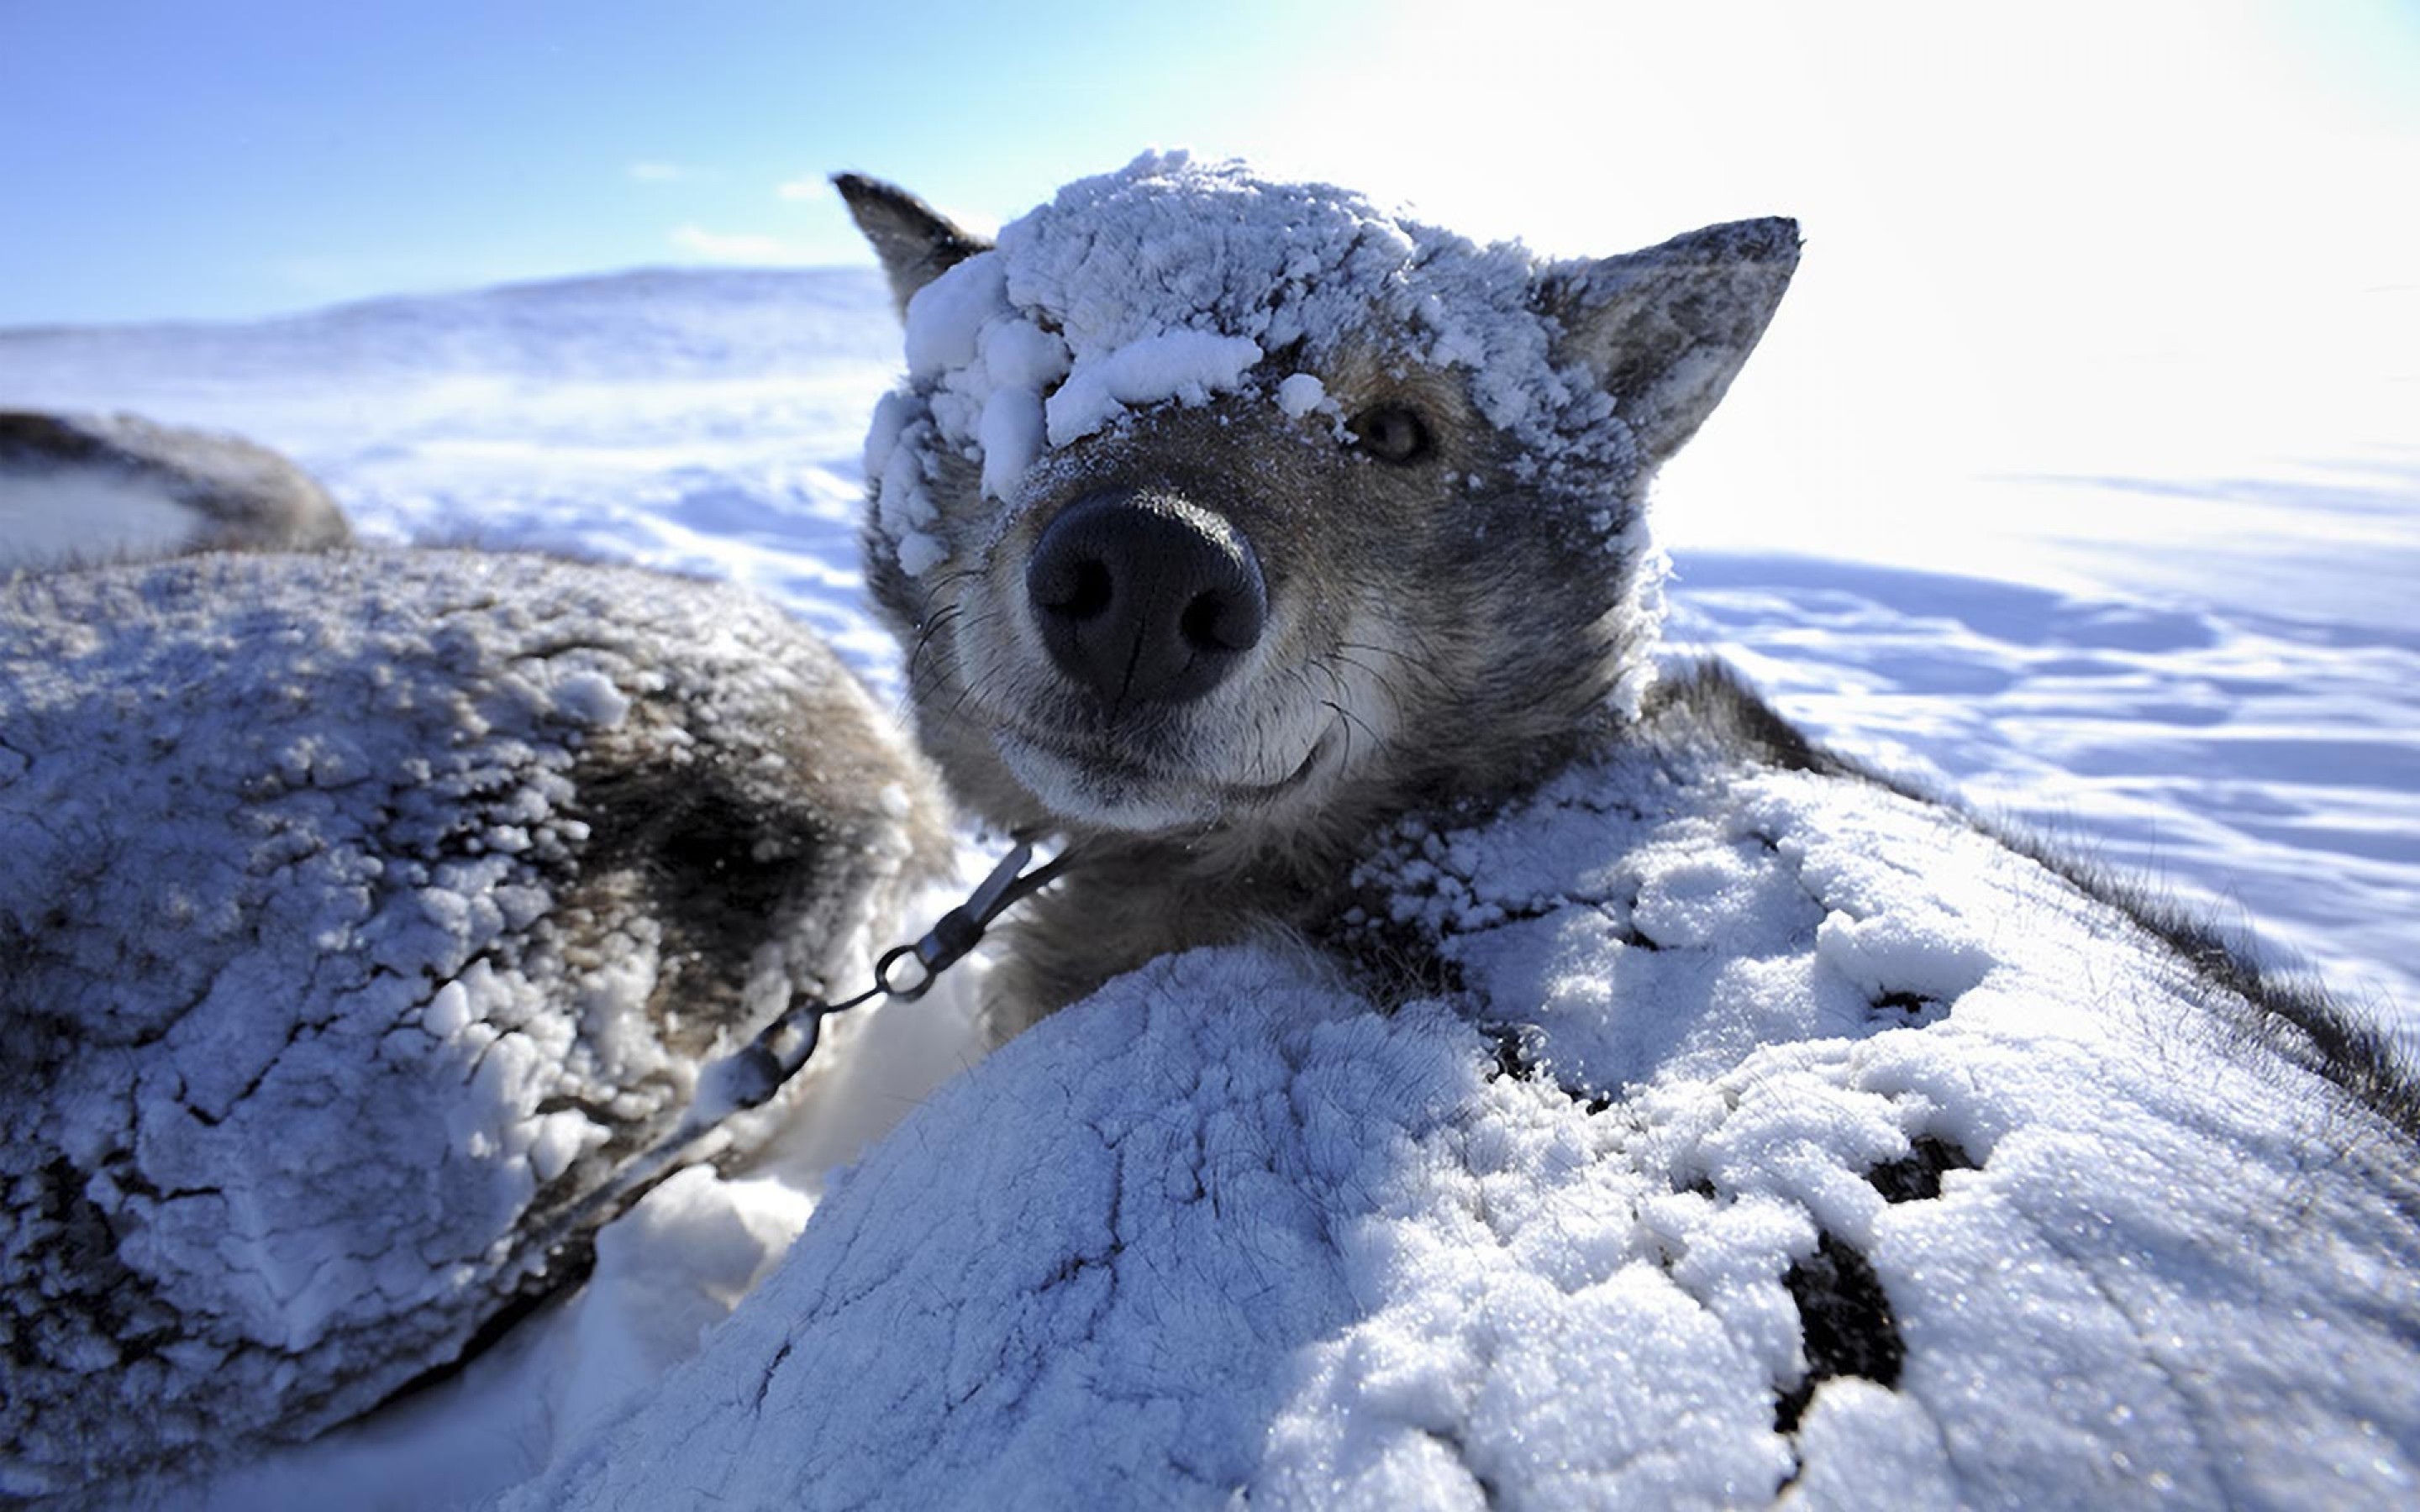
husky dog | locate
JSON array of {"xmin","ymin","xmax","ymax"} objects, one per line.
[
  {"xmin": 0, "ymin": 549, "xmax": 949, "ymax": 1497},
  {"xmin": 839, "ymin": 155, "xmax": 1822, "ymax": 1036},
  {"xmin": 0, "ymin": 409, "xmax": 351, "ymax": 570}
]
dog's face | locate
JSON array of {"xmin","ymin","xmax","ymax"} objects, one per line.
[{"xmin": 844, "ymin": 155, "xmax": 1796, "ymax": 853}]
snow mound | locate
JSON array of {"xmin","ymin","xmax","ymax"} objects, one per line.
[
  {"xmin": 0, "ymin": 407, "xmax": 350, "ymax": 570},
  {"xmin": 0, "ymin": 549, "xmax": 949, "ymax": 1498},
  {"xmin": 515, "ymin": 706, "xmax": 2419, "ymax": 1509}
]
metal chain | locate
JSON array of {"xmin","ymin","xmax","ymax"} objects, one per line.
[
  {"xmin": 719, "ymin": 839, "xmax": 1068, "ymax": 1110},
  {"xmin": 537, "ymin": 839, "xmax": 1068, "ymax": 1262}
]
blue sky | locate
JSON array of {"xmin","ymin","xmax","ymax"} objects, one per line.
[
  {"xmin": 2, "ymin": 0, "xmax": 1385, "ymax": 323},
  {"xmin": 6, "ymin": 1, "xmax": 2413, "ymax": 330}
]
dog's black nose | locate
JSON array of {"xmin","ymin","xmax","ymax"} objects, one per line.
[{"xmin": 1025, "ymin": 491, "xmax": 1266, "ymax": 706}]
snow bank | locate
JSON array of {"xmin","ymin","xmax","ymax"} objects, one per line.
[
  {"xmin": 514, "ymin": 709, "xmax": 2420, "ymax": 1509},
  {"xmin": 0, "ymin": 549, "xmax": 949, "ymax": 1498}
]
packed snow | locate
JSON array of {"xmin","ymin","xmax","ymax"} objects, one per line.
[{"xmin": 1, "ymin": 193, "xmax": 2413, "ymax": 1506}]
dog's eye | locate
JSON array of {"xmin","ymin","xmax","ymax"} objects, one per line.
[{"xmin": 1347, "ymin": 405, "xmax": 1431, "ymax": 465}]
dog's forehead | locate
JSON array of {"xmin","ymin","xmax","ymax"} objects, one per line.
[{"xmin": 994, "ymin": 151, "xmax": 1536, "ymax": 356}]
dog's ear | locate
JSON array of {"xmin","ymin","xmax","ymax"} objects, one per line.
[
  {"xmin": 1537, "ymin": 218, "xmax": 1799, "ymax": 467},
  {"xmin": 833, "ymin": 173, "xmax": 993, "ymax": 320}
]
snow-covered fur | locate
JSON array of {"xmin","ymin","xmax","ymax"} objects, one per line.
[
  {"xmin": 0, "ymin": 549, "xmax": 950, "ymax": 1498},
  {"xmin": 0, "ymin": 409, "xmax": 351, "ymax": 570},
  {"xmin": 534, "ymin": 155, "xmax": 2420, "ymax": 1507}
]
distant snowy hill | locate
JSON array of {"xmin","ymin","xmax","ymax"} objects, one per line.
[{"xmin": 0, "ymin": 265, "xmax": 899, "ymax": 381}]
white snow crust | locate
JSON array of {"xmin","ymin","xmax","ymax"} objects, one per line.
[
  {"xmin": 513, "ymin": 737, "xmax": 2420, "ymax": 1509},
  {"xmin": 864, "ymin": 152, "xmax": 1600, "ymax": 580}
]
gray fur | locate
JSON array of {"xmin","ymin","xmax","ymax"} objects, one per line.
[{"xmin": 0, "ymin": 549, "xmax": 949, "ymax": 1497}]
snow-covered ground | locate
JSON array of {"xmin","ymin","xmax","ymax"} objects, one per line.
[{"xmin": 3, "ymin": 262, "xmax": 2413, "ymax": 1505}]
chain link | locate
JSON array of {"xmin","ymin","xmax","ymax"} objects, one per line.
[{"xmin": 538, "ymin": 839, "xmax": 1069, "ymax": 1264}]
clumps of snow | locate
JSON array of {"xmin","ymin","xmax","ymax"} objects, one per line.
[
  {"xmin": 892, "ymin": 528, "xmax": 950, "ymax": 580},
  {"xmin": 1812, "ymin": 906, "xmax": 1994, "ymax": 1008},
  {"xmin": 1275, "ymin": 371, "xmax": 1329, "ymax": 419},
  {"xmin": 547, "ymin": 668, "xmax": 632, "ymax": 729},
  {"xmin": 514, "ymin": 696, "xmax": 2419, "ymax": 1508},
  {"xmin": 1043, "ymin": 328, "xmax": 1263, "ymax": 446},
  {"xmin": 864, "ymin": 389, "xmax": 951, "ymax": 577},
  {"xmin": 0, "ymin": 547, "xmax": 949, "ymax": 1498},
  {"xmin": 863, "ymin": 151, "xmax": 1610, "ymax": 580},
  {"xmin": 976, "ymin": 386, "xmax": 1044, "ymax": 502},
  {"xmin": 901, "ymin": 254, "xmax": 1010, "ymax": 380}
]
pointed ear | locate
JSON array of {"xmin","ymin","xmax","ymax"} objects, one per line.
[
  {"xmin": 833, "ymin": 173, "xmax": 993, "ymax": 319},
  {"xmin": 1538, "ymin": 217, "xmax": 1800, "ymax": 466}
]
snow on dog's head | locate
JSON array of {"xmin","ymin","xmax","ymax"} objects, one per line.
[{"xmin": 845, "ymin": 153, "xmax": 1797, "ymax": 843}]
